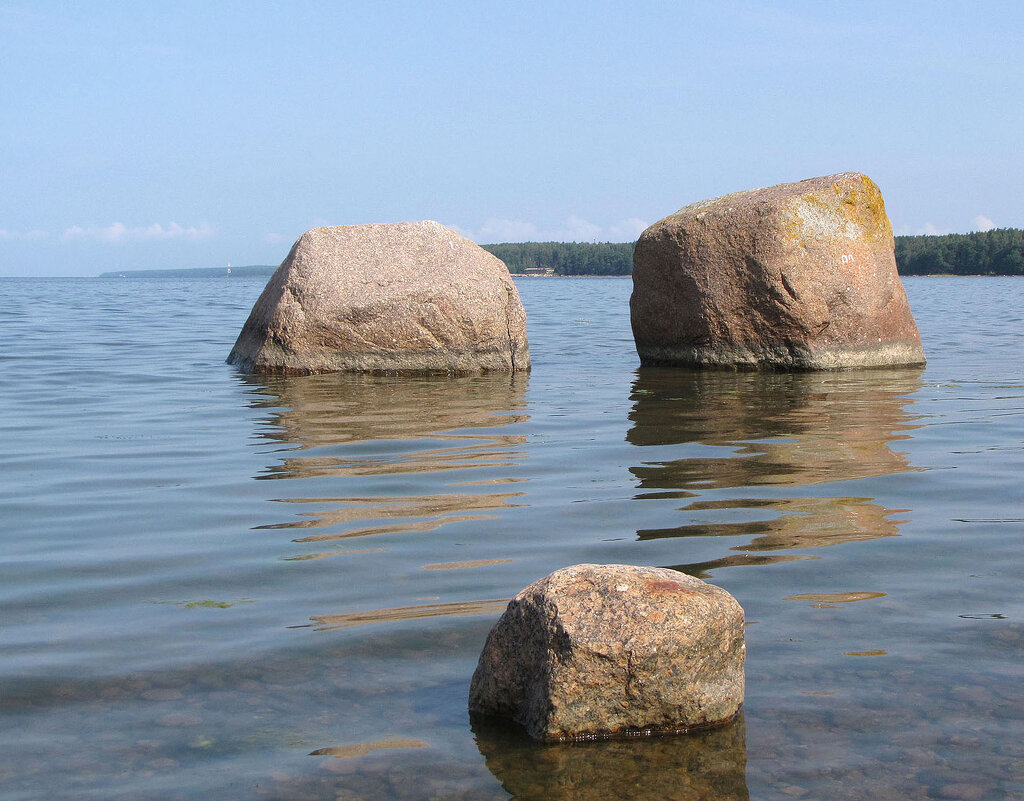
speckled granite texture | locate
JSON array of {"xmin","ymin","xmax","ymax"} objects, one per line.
[
  {"xmin": 228, "ymin": 221, "xmax": 529, "ymax": 375},
  {"xmin": 469, "ymin": 564, "xmax": 745, "ymax": 741},
  {"xmin": 631, "ymin": 172, "xmax": 925, "ymax": 370}
]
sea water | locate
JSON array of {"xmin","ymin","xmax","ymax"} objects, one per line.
[{"xmin": 0, "ymin": 275, "xmax": 1021, "ymax": 800}]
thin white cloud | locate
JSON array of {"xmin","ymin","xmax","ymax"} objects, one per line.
[
  {"xmin": 608, "ymin": 217, "xmax": 649, "ymax": 241},
  {"xmin": 264, "ymin": 232, "xmax": 290, "ymax": 245},
  {"xmin": 62, "ymin": 221, "xmax": 214, "ymax": 243},
  {"xmin": 918, "ymin": 222, "xmax": 946, "ymax": 236},
  {"xmin": 474, "ymin": 218, "xmax": 541, "ymax": 243},
  {"xmin": 552, "ymin": 215, "xmax": 603, "ymax": 242},
  {"xmin": 973, "ymin": 215, "xmax": 996, "ymax": 232},
  {"xmin": 0, "ymin": 227, "xmax": 47, "ymax": 240},
  {"xmin": 457, "ymin": 215, "xmax": 649, "ymax": 244}
]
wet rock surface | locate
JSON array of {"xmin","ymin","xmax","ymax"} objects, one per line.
[
  {"xmin": 228, "ymin": 221, "xmax": 530, "ymax": 375},
  {"xmin": 469, "ymin": 564, "xmax": 745, "ymax": 741},
  {"xmin": 631, "ymin": 172, "xmax": 925, "ymax": 370}
]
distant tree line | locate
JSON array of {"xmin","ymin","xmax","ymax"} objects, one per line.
[
  {"xmin": 893, "ymin": 228, "xmax": 1024, "ymax": 276},
  {"xmin": 482, "ymin": 242, "xmax": 634, "ymax": 276},
  {"xmin": 98, "ymin": 228, "xmax": 1024, "ymax": 279},
  {"xmin": 484, "ymin": 228, "xmax": 1024, "ymax": 276}
]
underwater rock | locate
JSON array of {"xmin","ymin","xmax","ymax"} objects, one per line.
[
  {"xmin": 469, "ymin": 563, "xmax": 745, "ymax": 741},
  {"xmin": 630, "ymin": 172, "xmax": 925, "ymax": 370},
  {"xmin": 228, "ymin": 221, "xmax": 529, "ymax": 375},
  {"xmin": 473, "ymin": 712, "xmax": 749, "ymax": 801}
]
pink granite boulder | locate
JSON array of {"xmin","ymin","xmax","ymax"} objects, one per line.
[
  {"xmin": 228, "ymin": 221, "xmax": 529, "ymax": 375},
  {"xmin": 469, "ymin": 564, "xmax": 745, "ymax": 741},
  {"xmin": 631, "ymin": 172, "xmax": 925, "ymax": 370}
]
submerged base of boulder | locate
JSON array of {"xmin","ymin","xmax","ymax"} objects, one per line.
[
  {"xmin": 472, "ymin": 712, "xmax": 749, "ymax": 799},
  {"xmin": 469, "ymin": 564, "xmax": 745, "ymax": 741},
  {"xmin": 636, "ymin": 340, "xmax": 925, "ymax": 371}
]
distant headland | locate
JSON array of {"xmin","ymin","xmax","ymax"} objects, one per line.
[
  {"xmin": 99, "ymin": 227, "xmax": 1024, "ymax": 279},
  {"xmin": 98, "ymin": 264, "xmax": 278, "ymax": 279}
]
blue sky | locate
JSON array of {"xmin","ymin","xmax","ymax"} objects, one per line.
[{"xmin": 2, "ymin": 0, "xmax": 1022, "ymax": 277}]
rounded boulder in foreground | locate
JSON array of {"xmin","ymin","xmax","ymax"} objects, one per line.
[
  {"xmin": 468, "ymin": 564, "xmax": 745, "ymax": 741},
  {"xmin": 631, "ymin": 172, "xmax": 925, "ymax": 370},
  {"xmin": 227, "ymin": 221, "xmax": 530, "ymax": 375}
]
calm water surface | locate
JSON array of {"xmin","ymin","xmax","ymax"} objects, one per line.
[{"xmin": 0, "ymin": 275, "xmax": 1021, "ymax": 800}]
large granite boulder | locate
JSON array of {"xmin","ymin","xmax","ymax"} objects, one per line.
[
  {"xmin": 631, "ymin": 172, "xmax": 925, "ymax": 370},
  {"xmin": 469, "ymin": 564, "xmax": 745, "ymax": 741},
  {"xmin": 228, "ymin": 221, "xmax": 530, "ymax": 374}
]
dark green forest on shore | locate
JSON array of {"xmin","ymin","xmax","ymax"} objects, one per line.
[
  {"xmin": 485, "ymin": 228, "xmax": 1024, "ymax": 276},
  {"xmin": 893, "ymin": 229, "xmax": 1024, "ymax": 275},
  {"xmin": 482, "ymin": 242, "xmax": 634, "ymax": 276}
]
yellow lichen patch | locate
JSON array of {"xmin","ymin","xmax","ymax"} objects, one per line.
[
  {"xmin": 844, "ymin": 175, "xmax": 892, "ymax": 242},
  {"xmin": 811, "ymin": 179, "xmax": 892, "ymax": 244}
]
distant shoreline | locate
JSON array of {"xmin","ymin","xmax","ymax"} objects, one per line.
[
  {"xmin": 98, "ymin": 265, "xmax": 276, "ymax": 279},
  {"xmin": 94, "ymin": 267, "xmax": 1022, "ymax": 280},
  {"xmin": 97, "ymin": 228, "xmax": 1024, "ymax": 278}
]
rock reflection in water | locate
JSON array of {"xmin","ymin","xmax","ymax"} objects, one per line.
[
  {"xmin": 248, "ymin": 372, "xmax": 529, "ymax": 478},
  {"xmin": 629, "ymin": 368, "xmax": 923, "ymax": 490},
  {"xmin": 243, "ymin": 372, "xmax": 529, "ymax": 558},
  {"xmin": 309, "ymin": 738, "xmax": 428, "ymax": 759},
  {"xmin": 628, "ymin": 368, "xmax": 922, "ymax": 571},
  {"xmin": 311, "ymin": 598, "xmax": 509, "ymax": 630},
  {"xmin": 422, "ymin": 558, "xmax": 514, "ymax": 570},
  {"xmin": 472, "ymin": 713, "xmax": 748, "ymax": 801},
  {"xmin": 260, "ymin": 491, "xmax": 526, "ymax": 539},
  {"xmin": 784, "ymin": 591, "xmax": 887, "ymax": 604},
  {"xmin": 640, "ymin": 496, "xmax": 905, "ymax": 548}
]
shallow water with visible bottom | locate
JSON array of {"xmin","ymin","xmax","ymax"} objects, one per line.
[{"xmin": 0, "ymin": 275, "xmax": 1021, "ymax": 800}]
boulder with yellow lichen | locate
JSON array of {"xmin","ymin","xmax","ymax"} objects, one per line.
[{"xmin": 630, "ymin": 172, "xmax": 925, "ymax": 370}]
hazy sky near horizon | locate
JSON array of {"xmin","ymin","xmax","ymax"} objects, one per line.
[{"xmin": 2, "ymin": 1, "xmax": 1022, "ymax": 277}]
